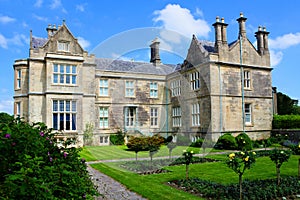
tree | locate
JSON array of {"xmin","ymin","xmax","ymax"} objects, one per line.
[
  {"xmin": 277, "ymin": 92, "xmax": 299, "ymax": 115},
  {"xmin": 126, "ymin": 136, "xmax": 148, "ymax": 162},
  {"xmin": 146, "ymin": 134, "xmax": 165, "ymax": 166},
  {"xmin": 269, "ymin": 149, "xmax": 291, "ymax": 185}
]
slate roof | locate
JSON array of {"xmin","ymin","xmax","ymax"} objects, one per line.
[
  {"xmin": 197, "ymin": 40, "xmax": 216, "ymax": 53},
  {"xmin": 95, "ymin": 58, "xmax": 179, "ymax": 75},
  {"xmin": 32, "ymin": 36, "xmax": 48, "ymax": 49}
]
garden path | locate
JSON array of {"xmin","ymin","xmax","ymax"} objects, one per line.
[{"xmin": 87, "ymin": 165, "xmax": 147, "ymax": 200}]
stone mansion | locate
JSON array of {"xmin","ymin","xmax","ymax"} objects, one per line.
[{"xmin": 13, "ymin": 13, "xmax": 273, "ymax": 146}]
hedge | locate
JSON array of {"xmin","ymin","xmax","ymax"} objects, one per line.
[{"xmin": 272, "ymin": 115, "xmax": 300, "ymax": 129}]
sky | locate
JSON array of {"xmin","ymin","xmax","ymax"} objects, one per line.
[{"xmin": 1, "ymin": 0, "xmax": 300, "ymax": 114}]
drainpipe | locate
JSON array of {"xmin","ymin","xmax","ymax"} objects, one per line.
[
  {"xmin": 218, "ymin": 64, "xmax": 223, "ymax": 135},
  {"xmin": 240, "ymin": 36, "xmax": 245, "ymax": 132},
  {"xmin": 165, "ymin": 82, "xmax": 169, "ymax": 137}
]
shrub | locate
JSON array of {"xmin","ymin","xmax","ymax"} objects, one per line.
[
  {"xmin": 0, "ymin": 118, "xmax": 98, "ymax": 199},
  {"xmin": 176, "ymin": 134, "xmax": 191, "ymax": 146},
  {"xmin": 289, "ymin": 143, "xmax": 300, "ymax": 155},
  {"xmin": 190, "ymin": 138, "xmax": 204, "ymax": 147},
  {"xmin": 215, "ymin": 133, "xmax": 238, "ymax": 150},
  {"xmin": 110, "ymin": 130, "xmax": 125, "ymax": 145},
  {"xmin": 235, "ymin": 132, "xmax": 253, "ymax": 151},
  {"xmin": 269, "ymin": 149, "xmax": 291, "ymax": 185},
  {"xmin": 272, "ymin": 114, "xmax": 300, "ymax": 129}
]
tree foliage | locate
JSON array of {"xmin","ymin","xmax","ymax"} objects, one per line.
[
  {"xmin": 0, "ymin": 118, "xmax": 98, "ymax": 199},
  {"xmin": 277, "ymin": 92, "xmax": 300, "ymax": 115}
]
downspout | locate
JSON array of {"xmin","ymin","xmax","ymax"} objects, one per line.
[
  {"xmin": 218, "ymin": 64, "xmax": 223, "ymax": 135},
  {"xmin": 240, "ymin": 36, "xmax": 245, "ymax": 132},
  {"xmin": 165, "ymin": 82, "xmax": 169, "ymax": 137}
]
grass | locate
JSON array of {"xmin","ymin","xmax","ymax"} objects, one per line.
[
  {"xmin": 80, "ymin": 145, "xmax": 220, "ymax": 161},
  {"xmin": 90, "ymin": 153, "xmax": 300, "ymax": 199}
]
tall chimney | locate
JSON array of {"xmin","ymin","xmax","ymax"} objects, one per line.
[
  {"xmin": 46, "ymin": 24, "xmax": 58, "ymax": 38},
  {"xmin": 263, "ymin": 27, "xmax": 269, "ymax": 51},
  {"xmin": 255, "ymin": 26, "xmax": 270, "ymax": 55},
  {"xmin": 150, "ymin": 38, "xmax": 161, "ymax": 66},
  {"xmin": 213, "ymin": 16, "xmax": 228, "ymax": 52},
  {"xmin": 237, "ymin": 12, "xmax": 247, "ymax": 38}
]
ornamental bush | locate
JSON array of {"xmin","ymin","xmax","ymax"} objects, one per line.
[
  {"xmin": 235, "ymin": 132, "xmax": 253, "ymax": 151},
  {"xmin": 0, "ymin": 118, "xmax": 98, "ymax": 199},
  {"xmin": 269, "ymin": 149, "xmax": 291, "ymax": 185},
  {"xmin": 110, "ymin": 130, "xmax": 125, "ymax": 145},
  {"xmin": 215, "ymin": 133, "xmax": 238, "ymax": 150}
]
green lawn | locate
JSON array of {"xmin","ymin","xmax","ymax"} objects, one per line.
[
  {"xmin": 90, "ymin": 154, "xmax": 299, "ymax": 199},
  {"xmin": 80, "ymin": 145, "xmax": 220, "ymax": 161}
]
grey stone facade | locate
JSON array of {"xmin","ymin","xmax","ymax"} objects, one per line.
[{"xmin": 13, "ymin": 13, "xmax": 273, "ymax": 146}]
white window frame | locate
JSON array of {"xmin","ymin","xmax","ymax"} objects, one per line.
[
  {"xmin": 16, "ymin": 102, "xmax": 21, "ymax": 116},
  {"xmin": 150, "ymin": 107, "xmax": 158, "ymax": 127},
  {"xmin": 125, "ymin": 80, "xmax": 135, "ymax": 97},
  {"xmin": 52, "ymin": 100, "xmax": 77, "ymax": 131},
  {"xmin": 244, "ymin": 70, "xmax": 251, "ymax": 89},
  {"xmin": 57, "ymin": 41, "xmax": 70, "ymax": 52},
  {"xmin": 190, "ymin": 71, "xmax": 200, "ymax": 90},
  {"xmin": 16, "ymin": 69, "xmax": 21, "ymax": 89},
  {"xmin": 53, "ymin": 64, "xmax": 77, "ymax": 85},
  {"xmin": 150, "ymin": 82, "xmax": 158, "ymax": 98},
  {"xmin": 172, "ymin": 107, "xmax": 181, "ymax": 127},
  {"xmin": 99, "ymin": 107, "xmax": 109, "ymax": 129},
  {"xmin": 125, "ymin": 107, "xmax": 136, "ymax": 127},
  {"xmin": 99, "ymin": 79, "xmax": 109, "ymax": 96},
  {"xmin": 244, "ymin": 103, "xmax": 252, "ymax": 125},
  {"xmin": 191, "ymin": 103, "xmax": 200, "ymax": 126},
  {"xmin": 171, "ymin": 80, "xmax": 181, "ymax": 97},
  {"xmin": 100, "ymin": 136, "xmax": 109, "ymax": 144}
]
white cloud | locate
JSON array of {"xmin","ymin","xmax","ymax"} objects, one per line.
[
  {"xmin": 9, "ymin": 34, "xmax": 29, "ymax": 46},
  {"xmin": 34, "ymin": 0, "xmax": 43, "ymax": 8},
  {"xmin": 0, "ymin": 16, "xmax": 15, "ymax": 24},
  {"xmin": 0, "ymin": 34, "xmax": 8, "ymax": 48},
  {"xmin": 33, "ymin": 14, "xmax": 48, "ymax": 22},
  {"xmin": 269, "ymin": 32, "xmax": 300, "ymax": 50},
  {"xmin": 77, "ymin": 36, "xmax": 90, "ymax": 49},
  {"xmin": 50, "ymin": 0, "xmax": 62, "ymax": 9},
  {"xmin": 270, "ymin": 50, "xmax": 283, "ymax": 67},
  {"xmin": 0, "ymin": 99, "xmax": 13, "ymax": 114},
  {"xmin": 76, "ymin": 4, "xmax": 85, "ymax": 12},
  {"xmin": 153, "ymin": 4, "xmax": 211, "ymax": 39},
  {"xmin": 194, "ymin": 8, "xmax": 204, "ymax": 18}
]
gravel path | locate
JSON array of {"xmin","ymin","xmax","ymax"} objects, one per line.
[{"xmin": 87, "ymin": 165, "xmax": 147, "ymax": 200}]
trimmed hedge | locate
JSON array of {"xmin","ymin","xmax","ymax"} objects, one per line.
[
  {"xmin": 236, "ymin": 132, "xmax": 253, "ymax": 151},
  {"xmin": 215, "ymin": 133, "xmax": 238, "ymax": 150},
  {"xmin": 273, "ymin": 115, "xmax": 300, "ymax": 129}
]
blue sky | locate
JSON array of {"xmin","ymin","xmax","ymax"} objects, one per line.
[{"xmin": 1, "ymin": 0, "xmax": 300, "ymax": 114}]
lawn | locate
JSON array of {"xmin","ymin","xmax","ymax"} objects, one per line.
[
  {"xmin": 80, "ymin": 145, "xmax": 221, "ymax": 161},
  {"xmin": 90, "ymin": 153, "xmax": 300, "ymax": 199}
]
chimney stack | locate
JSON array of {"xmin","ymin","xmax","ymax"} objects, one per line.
[
  {"xmin": 150, "ymin": 38, "xmax": 161, "ymax": 66},
  {"xmin": 213, "ymin": 16, "xmax": 228, "ymax": 52},
  {"xmin": 237, "ymin": 12, "xmax": 247, "ymax": 38},
  {"xmin": 255, "ymin": 26, "xmax": 270, "ymax": 55}
]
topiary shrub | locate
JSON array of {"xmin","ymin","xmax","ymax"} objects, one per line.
[
  {"xmin": 215, "ymin": 133, "xmax": 238, "ymax": 150},
  {"xmin": 190, "ymin": 138, "xmax": 204, "ymax": 147},
  {"xmin": 176, "ymin": 134, "xmax": 191, "ymax": 146},
  {"xmin": 110, "ymin": 130, "xmax": 125, "ymax": 145},
  {"xmin": 0, "ymin": 118, "xmax": 98, "ymax": 199},
  {"xmin": 235, "ymin": 132, "xmax": 253, "ymax": 151}
]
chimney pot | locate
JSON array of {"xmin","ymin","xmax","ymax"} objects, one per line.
[
  {"xmin": 216, "ymin": 16, "xmax": 220, "ymax": 22},
  {"xmin": 221, "ymin": 17, "xmax": 225, "ymax": 23},
  {"xmin": 240, "ymin": 12, "xmax": 244, "ymax": 17}
]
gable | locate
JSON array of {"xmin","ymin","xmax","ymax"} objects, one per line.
[{"xmin": 42, "ymin": 24, "xmax": 84, "ymax": 55}]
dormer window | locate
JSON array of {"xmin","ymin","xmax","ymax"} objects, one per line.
[{"xmin": 57, "ymin": 41, "xmax": 70, "ymax": 52}]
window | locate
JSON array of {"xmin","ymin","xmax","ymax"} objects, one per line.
[
  {"xmin": 171, "ymin": 80, "xmax": 181, "ymax": 97},
  {"xmin": 57, "ymin": 41, "xmax": 70, "ymax": 52},
  {"xmin": 125, "ymin": 80, "xmax": 135, "ymax": 97},
  {"xmin": 190, "ymin": 71, "xmax": 200, "ymax": 90},
  {"xmin": 52, "ymin": 100, "xmax": 76, "ymax": 131},
  {"xmin": 150, "ymin": 82, "xmax": 158, "ymax": 98},
  {"xmin": 150, "ymin": 107, "xmax": 158, "ymax": 126},
  {"xmin": 99, "ymin": 79, "xmax": 108, "ymax": 96},
  {"xmin": 191, "ymin": 103, "xmax": 200, "ymax": 126},
  {"xmin": 53, "ymin": 64, "xmax": 77, "ymax": 85},
  {"xmin": 172, "ymin": 107, "xmax": 181, "ymax": 127},
  {"xmin": 16, "ymin": 69, "xmax": 21, "ymax": 89},
  {"xmin": 244, "ymin": 103, "xmax": 252, "ymax": 125},
  {"xmin": 100, "ymin": 136, "xmax": 109, "ymax": 144},
  {"xmin": 99, "ymin": 107, "xmax": 109, "ymax": 128},
  {"xmin": 16, "ymin": 102, "xmax": 21, "ymax": 116},
  {"xmin": 125, "ymin": 107, "xmax": 136, "ymax": 127},
  {"xmin": 244, "ymin": 70, "xmax": 251, "ymax": 89}
]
